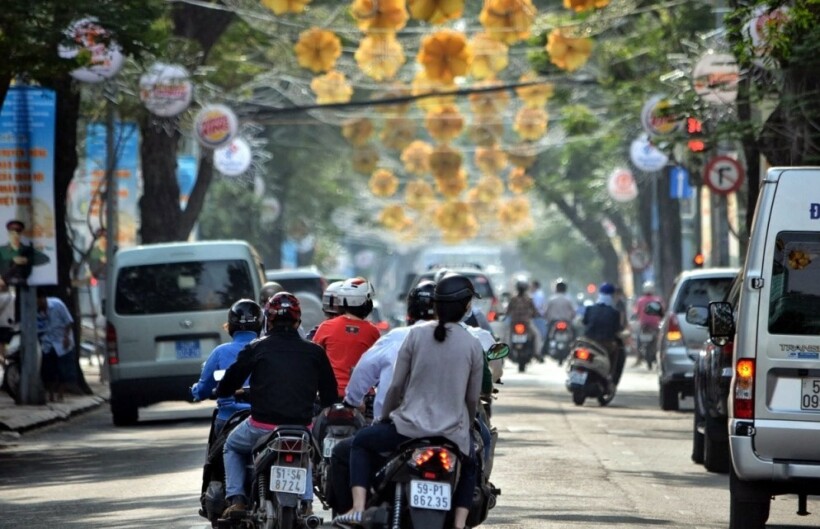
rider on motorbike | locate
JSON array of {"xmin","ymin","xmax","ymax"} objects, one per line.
[
  {"xmin": 332, "ymin": 273, "xmax": 485, "ymax": 529},
  {"xmin": 582, "ymin": 282, "xmax": 626, "ymax": 385},
  {"xmin": 543, "ymin": 278, "xmax": 577, "ymax": 326},
  {"xmin": 217, "ymin": 292, "xmax": 338, "ymax": 519},
  {"xmin": 305, "ymin": 280, "xmax": 346, "ymax": 340},
  {"xmin": 506, "ymin": 277, "xmax": 541, "ymax": 359},
  {"xmin": 632, "ymin": 281, "xmax": 663, "ymax": 366},
  {"xmin": 190, "ymin": 299, "xmax": 263, "ymax": 436}
]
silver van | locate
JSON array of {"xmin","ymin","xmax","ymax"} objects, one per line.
[
  {"xmin": 709, "ymin": 167, "xmax": 820, "ymax": 528},
  {"xmin": 105, "ymin": 241, "xmax": 265, "ymax": 426}
]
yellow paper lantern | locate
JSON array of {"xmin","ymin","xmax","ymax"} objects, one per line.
[
  {"xmin": 468, "ymin": 116, "xmax": 504, "ymax": 147},
  {"xmin": 508, "ymin": 166, "xmax": 535, "ymax": 194},
  {"xmin": 506, "ymin": 144, "xmax": 538, "ymax": 168},
  {"xmin": 474, "ymin": 174, "xmax": 505, "ymax": 202},
  {"xmin": 405, "ymin": 179, "xmax": 436, "ymax": 210},
  {"xmin": 479, "ymin": 0, "xmax": 537, "ymax": 45},
  {"xmin": 468, "ymin": 82, "xmax": 509, "ymax": 116},
  {"xmin": 564, "ymin": 0, "xmax": 609, "ymax": 12},
  {"xmin": 412, "ymin": 71, "xmax": 457, "ymax": 113},
  {"xmin": 401, "ymin": 140, "xmax": 433, "ymax": 175},
  {"xmin": 513, "ymin": 107, "xmax": 548, "ymax": 141},
  {"xmin": 355, "ymin": 33, "xmax": 406, "ymax": 81},
  {"xmin": 294, "ymin": 28, "xmax": 342, "ymax": 73},
  {"xmin": 261, "ymin": 0, "xmax": 311, "ymax": 15},
  {"xmin": 341, "ymin": 118, "xmax": 374, "ymax": 146},
  {"xmin": 350, "ymin": 0, "xmax": 409, "ymax": 33},
  {"xmin": 434, "ymin": 200, "xmax": 475, "ymax": 230},
  {"xmin": 310, "ymin": 70, "xmax": 353, "ymax": 104},
  {"xmin": 352, "ymin": 144, "xmax": 380, "ymax": 175},
  {"xmin": 381, "ymin": 117, "xmax": 416, "ymax": 151},
  {"xmin": 429, "ymin": 145, "xmax": 463, "ymax": 180},
  {"xmin": 407, "ymin": 0, "xmax": 464, "ymax": 24},
  {"xmin": 379, "ymin": 204, "xmax": 412, "ymax": 231},
  {"xmin": 424, "ymin": 105, "xmax": 465, "ymax": 143},
  {"xmin": 515, "ymin": 73, "xmax": 554, "ymax": 108},
  {"xmin": 372, "ymin": 85, "xmax": 413, "ymax": 116},
  {"xmin": 435, "ymin": 169, "xmax": 468, "ymax": 198},
  {"xmin": 469, "ymin": 33, "xmax": 509, "ymax": 79},
  {"xmin": 475, "ymin": 146, "xmax": 508, "ymax": 175},
  {"xmin": 369, "ymin": 169, "xmax": 400, "ymax": 197},
  {"xmin": 546, "ymin": 30, "xmax": 594, "ymax": 72},
  {"xmin": 417, "ymin": 29, "xmax": 473, "ymax": 84}
]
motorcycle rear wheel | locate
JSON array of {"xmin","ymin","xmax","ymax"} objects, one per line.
[
  {"xmin": 2, "ymin": 361, "xmax": 20, "ymax": 403},
  {"xmin": 572, "ymin": 390, "xmax": 585, "ymax": 406}
]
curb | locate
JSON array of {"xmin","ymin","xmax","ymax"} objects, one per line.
[{"xmin": 0, "ymin": 393, "xmax": 108, "ymax": 434}]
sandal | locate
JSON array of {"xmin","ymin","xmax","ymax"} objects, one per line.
[{"xmin": 332, "ymin": 511, "xmax": 364, "ymax": 528}]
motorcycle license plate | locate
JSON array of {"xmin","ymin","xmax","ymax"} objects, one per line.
[
  {"xmin": 270, "ymin": 466, "xmax": 307, "ymax": 494},
  {"xmin": 554, "ymin": 332, "xmax": 568, "ymax": 340},
  {"xmin": 640, "ymin": 333, "xmax": 655, "ymax": 342},
  {"xmin": 323, "ymin": 437, "xmax": 338, "ymax": 458},
  {"xmin": 568, "ymin": 370, "xmax": 588, "ymax": 385},
  {"xmin": 512, "ymin": 334, "xmax": 528, "ymax": 344},
  {"xmin": 409, "ymin": 480, "xmax": 451, "ymax": 511}
]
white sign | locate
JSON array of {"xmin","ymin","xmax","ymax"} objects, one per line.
[
  {"xmin": 704, "ymin": 156, "xmax": 745, "ymax": 195},
  {"xmin": 260, "ymin": 197, "xmax": 281, "ymax": 224},
  {"xmin": 640, "ymin": 95, "xmax": 682, "ymax": 137},
  {"xmin": 139, "ymin": 63, "xmax": 193, "ymax": 117},
  {"xmin": 746, "ymin": 5, "xmax": 789, "ymax": 69},
  {"xmin": 214, "ymin": 137, "xmax": 252, "ymax": 176},
  {"xmin": 630, "ymin": 135, "xmax": 668, "ymax": 172},
  {"xmin": 692, "ymin": 53, "xmax": 739, "ymax": 105},
  {"xmin": 194, "ymin": 104, "xmax": 238, "ymax": 149},
  {"xmin": 607, "ymin": 168, "xmax": 638, "ymax": 202},
  {"xmin": 58, "ymin": 18, "xmax": 124, "ymax": 83}
]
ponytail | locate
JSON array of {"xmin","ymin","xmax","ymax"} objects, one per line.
[
  {"xmin": 432, "ymin": 298, "xmax": 470, "ymax": 342},
  {"xmin": 434, "ymin": 321, "xmax": 448, "ymax": 342}
]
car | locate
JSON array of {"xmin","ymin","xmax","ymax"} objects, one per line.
[
  {"xmin": 265, "ymin": 267, "xmax": 327, "ymax": 301},
  {"xmin": 407, "ymin": 266, "xmax": 500, "ymax": 325},
  {"xmin": 688, "ymin": 272, "xmax": 741, "ymax": 473},
  {"xmin": 657, "ymin": 267, "xmax": 737, "ymax": 411}
]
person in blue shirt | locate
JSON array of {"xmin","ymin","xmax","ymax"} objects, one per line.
[
  {"xmin": 36, "ymin": 291, "xmax": 76, "ymax": 402},
  {"xmin": 191, "ymin": 299, "xmax": 263, "ymax": 436}
]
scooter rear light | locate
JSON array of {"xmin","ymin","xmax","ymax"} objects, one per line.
[
  {"xmin": 284, "ymin": 454, "xmax": 294, "ymax": 463},
  {"xmin": 514, "ymin": 323, "xmax": 526, "ymax": 334},
  {"xmin": 575, "ymin": 348, "xmax": 591, "ymax": 361},
  {"xmin": 410, "ymin": 447, "xmax": 456, "ymax": 474},
  {"xmin": 106, "ymin": 322, "xmax": 118, "ymax": 365},
  {"xmin": 555, "ymin": 321, "xmax": 568, "ymax": 331},
  {"xmin": 666, "ymin": 314, "xmax": 683, "ymax": 343},
  {"xmin": 733, "ymin": 359, "xmax": 755, "ymax": 419}
]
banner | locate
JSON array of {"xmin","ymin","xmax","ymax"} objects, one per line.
[{"xmin": 0, "ymin": 87, "xmax": 57, "ymax": 286}]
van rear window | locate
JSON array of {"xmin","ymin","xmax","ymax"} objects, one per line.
[
  {"xmin": 115, "ymin": 260, "xmax": 254, "ymax": 315},
  {"xmin": 769, "ymin": 231, "xmax": 820, "ymax": 334}
]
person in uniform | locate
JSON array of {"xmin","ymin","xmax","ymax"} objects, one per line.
[{"xmin": 0, "ymin": 220, "xmax": 49, "ymax": 286}]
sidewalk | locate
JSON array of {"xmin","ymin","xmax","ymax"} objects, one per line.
[{"xmin": 0, "ymin": 357, "xmax": 109, "ymax": 443}]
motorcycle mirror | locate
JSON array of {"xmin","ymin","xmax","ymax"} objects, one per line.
[
  {"xmin": 685, "ymin": 305, "xmax": 709, "ymax": 326},
  {"xmin": 643, "ymin": 301, "xmax": 663, "ymax": 316},
  {"xmin": 486, "ymin": 343, "xmax": 510, "ymax": 361},
  {"xmin": 214, "ymin": 369, "xmax": 226, "ymax": 382}
]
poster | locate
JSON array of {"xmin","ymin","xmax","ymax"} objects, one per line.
[{"xmin": 0, "ymin": 87, "xmax": 57, "ymax": 286}]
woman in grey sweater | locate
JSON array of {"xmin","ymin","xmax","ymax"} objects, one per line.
[{"xmin": 333, "ymin": 273, "xmax": 485, "ymax": 529}]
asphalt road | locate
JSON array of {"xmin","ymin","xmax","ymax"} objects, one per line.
[{"xmin": 0, "ymin": 359, "xmax": 818, "ymax": 529}]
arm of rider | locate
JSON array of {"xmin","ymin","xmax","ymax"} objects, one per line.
[
  {"xmin": 190, "ymin": 347, "xmax": 221, "ymax": 402},
  {"xmin": 345, "ymin": 337, "xmax": 390, "ymax": 408},
  {"xmin": 379, "ymin": 333, "xmax": 413, "ymax": 422},
  {"xmin": 317, "ymin": 348, "xmax": 339, "ymax": 408},
  {"xmin": 216, "ymin": 344, "xmax": 253, "ymax": 398}
]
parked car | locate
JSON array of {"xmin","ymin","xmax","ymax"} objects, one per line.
[
  {"xmin": 657, "ymin": 267, "xmax": 737, "ymax": 411},
  {"xmin": 688, "ymin": 272, "xmax": 741, "ymax": 473}
]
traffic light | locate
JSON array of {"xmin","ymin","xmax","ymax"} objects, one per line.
[
  {"xmin": 693, "ymin": 252, "xmax": 705, "ymax": 268},
  {"xmin": 687, "ymin": 117, "xmax": 707, "ymax": 153}
]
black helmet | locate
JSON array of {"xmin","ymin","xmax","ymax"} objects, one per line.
[
  {"xmin": 515, "ymin": 278, "xmax": 529, "ymax": 294},
  {"xmin": 228, "ymin": 299, "xmax": 263, "ymax": 336},
  {"xmin": 555, "ymin": 278, "xmax": 567, "ymax": 293},
  {"xmin": 407, "ymin": 280, "xmax": 436, "ymax": 322},
  {"xmin": 260, "ymin": 281, "xmax": 284, "ymax": 306},
  {"xmin": 434, "ymin": 273, "xmax": 479, "ymax": 302}
]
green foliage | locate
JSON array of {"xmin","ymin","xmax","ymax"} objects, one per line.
[{"xmin": 561, "ymin": 104, "xmax": 599, "ymax": 135}]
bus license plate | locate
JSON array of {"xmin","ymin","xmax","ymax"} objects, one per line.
[
  {"xmin": 800, "ymin": 378, "xmax": 820, "ymax": 410},
  {"xmin": 175, "ymin": 340, "xmax": 200, "ymax": 359},
  {"xmin": 409, "ymin": 480, "xmax": 451, "ymax": 511},
  {"xmin": 270, "ymin": 466, "xmax": 306, "ymax": 494}
]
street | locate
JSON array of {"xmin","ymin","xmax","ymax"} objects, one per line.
[{"xmin": 1, "ymin": 360, "xmax": 817, "ymax": 529}]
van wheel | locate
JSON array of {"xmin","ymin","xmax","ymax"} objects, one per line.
[
  {"xmin": 111, "ymin": 400, "xmax": 138, "ymax": 426},
  {"xmin": 691, "ymin": 407, "xmax": 704, "ymax": 464},
  {"xmin": 703, "ymin": 416, "xmax": 730, "ymax": 473},
  {"xmin": 729, "ymin": 469, "xmax": 770, "ymax": 529},
  {"xmin": 659, "ymin": 382, "xmax": 679, "ymax": 411}
]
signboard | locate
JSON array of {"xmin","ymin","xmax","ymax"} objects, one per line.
[
  {"xmin": 704, "ymin": 156, "xmax": 744, "ymax": 195},
  {"xmin": 139, "ymin": 63, "xmax": 193, "ymax": 117},
  {"xmin": 193, "ymin": 104, "xmax": 238, "ymax": 149},
  {"xmin": 629, "ymin": 247, "xmax": 651, "ymax": 271},
  {"xmin": 640, "ymin": 95, "xmax": 682, "ymax": 137},
  {"xmin": 177, "ymin": 155, "xmax": 198, "ymax": 209},
  {"xmin": 57, "ymin": 18, "xmax": 124, "ymax": 83},
  {"xmin": 745, "ymin": 6, "xmax": 789, "ymax": 69},
  {"xmin": 214, "ymin": 137, "xmax": 252, "ymax": 176},
  {"xmin": 692, "ymin": 53, "xmax": 739, "ymax": 105},
  {"xmin": 630, "ymin": 134, "xmax": 668, "ymax": 172},
  {"xmin": 0, "ymin": 87, "xmax": 58, "ymax": 286},
  {"xmin": 606, "ymin": 168, "xmax": 638, "ymax": 202},
  {"xmin": 669, "ymin": 166, "xmax": 694, "ymax": 199}
]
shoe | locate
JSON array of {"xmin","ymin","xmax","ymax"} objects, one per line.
[
  {"xmin": 332, "ymin": 511, "xmax": 364, "ymax": 528},
  {"xmin": 221, "ymin": 502, "xmax": 247, "ymax": 519},
  {"xmin": 300, "ymin": 500, "xmax": 313, "ymax": 516}
]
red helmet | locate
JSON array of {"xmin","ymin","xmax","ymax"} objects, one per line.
[{"xmin": 265, "ymin": 292, "xmax": 301, "ymax": 326}]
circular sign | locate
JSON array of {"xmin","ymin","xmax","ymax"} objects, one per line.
[
  {"xmin": 630, "ymin": 135, "xmax": 669, "ymax": 172},
  {"xmin": 139, "ymin": 63, "xmax": 193, "ymax": 117},
  {"xmin": 629, "ymin": 247, "xmax": 651, "ymax": 271},
  {"xmin": 194, "ymin": 104, "xmax": 238, "ymax": 149},
  {"xmin": 607, "ymin": 168, "xmax": 638, "ymax": 202},
  {"xmin": 704, "ymin": 156, "xmax": 745, "ymax": 195},
  {"xmin": 260, "ymin": 197, "xmax": 281, "ymax": 224},
  {"xmin": 746, "ymin": 6, "xmax": 789, "ymax": 69},
  {"xmin": 58, "ymin": 18, "xmax": 124, "ymax": 83},
  {"xmin": 640, "ymin": 95, "xmax": 682, "ymax": 137},
  {"xmin": 692, "ymin": 53, "xmax": 739, "ymax": 105},
  {"xmin": 214, "ymin": 138, "xmax": 252, "ymax": 176}
]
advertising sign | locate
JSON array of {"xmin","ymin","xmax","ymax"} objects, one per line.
[
  {"xmin": 139, "ymin": 63, "xmax": 193, "ymax": 117},
  {"xmin": 606, "ymin": 168, "xmax": 638, "ymax": 202},
  {"xmin": 57, "ymin": 18, "xmax": 124, "ymax": 83},
  {"xmin": 214, "ymin": 137, "xmax": 252, "ymax": 176},
  {"xmin": 640, "ymin": 95, "xmax": 683, "ymax": 137},
  {"xmin": 630, "ymin": 134, "xmax": 669, "ymax": 172},
  {"xmin": 193, "ymin": 104, "xmax": 238, "ymax": 149},
  {"xmin": 692, "ymin": 53, "xmax": 740, "ymax": 105},
  {"xmin": 0, "ymin": 87, "xmax": 57, "ymax": 286},
  {"xmin": 746, "ymin": 6, "xmax": 789, "ymax": 69}
]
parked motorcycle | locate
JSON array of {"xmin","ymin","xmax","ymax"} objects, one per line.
[
  {"xmin": 546, "ymin": 319, "xmax": 575, "ymax": 366},
  {"xmin": 509, "ymin": 321, "xmax": 534, "ymax": 373},
  {"xmin": 566, "ymin": 337, "xmax": 618, "ymax": 406},
  {"xmin": 311, "ymin": 402, "xmax": 367, "ymax": 510},
  {"xmin": 1, "ymin": 343, "xmax": 20, "ymax": 403}
]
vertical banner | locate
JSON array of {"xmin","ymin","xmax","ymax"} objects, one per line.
[
  {"xmin": 176, "ymin": 155, "xmax": 197, "ymax": 209},
  {"xmin": 0, "ymin": 87, "xmax": 57, "ymax": 286}
]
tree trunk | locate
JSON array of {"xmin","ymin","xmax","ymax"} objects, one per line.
[{"xmin": 759, "ymin": 68, "xmax": 820, "ymax": 167}]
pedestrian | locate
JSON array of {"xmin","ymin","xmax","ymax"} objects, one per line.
[{"xmin": 37, "ymin": 290, "xmax": 76, "ymax": 402}]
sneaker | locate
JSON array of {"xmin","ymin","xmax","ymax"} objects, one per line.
[
  {"xmin": 221, "ymin": 502, "xmax": 247, "ymax": 519},
  {"xmin": 332, "ymin": 511, "xmax": 364, "ymax": 528}
]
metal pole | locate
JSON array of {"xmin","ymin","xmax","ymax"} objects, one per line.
[
  {"xmin": 103, "ymin": 82, "xmax": 117, "ymax": 372},
  {"xmin": 650, "ymin": 171, "xmax": 661, "ymax": 287}
]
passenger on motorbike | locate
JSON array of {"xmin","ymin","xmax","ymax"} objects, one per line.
[
  {"xmin": 505, "ymin": 278, "xmax": 541, "ymax": 360},
  {"xmin": 217, "ymin": 292, "xmax": 338, "ymax": 518},
  {"xmin": 312, "ymin": 277, "xmax": 381, "ymax": 398},
  {"xmin": 333, "ymin": 273, "xmax": 485, "ymax": 529},
  {"xmin": 190, "ymin": 299, "xmax": 263, "ymax": 436},
  {"xmin": 305, "ymin": 280, "xmax": 346, "ymax": 340},
  {"xmin": 543, "ymin": 278, "xmax": 577, "ymax": 326},
  {"xmin": 632, "ymin": 281, "xmax": 663, "ymax": 366},
  {"xmin": 581, "ymin": 282, "xmax": 626, "ymax": 385},
  {"xmin": 434, "ymin": 268, "xmax": 494, "ymax": 335}
]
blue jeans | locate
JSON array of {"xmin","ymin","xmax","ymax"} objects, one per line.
[
  {"xmin": 476, "ymin": 415, "xmax": 492, "ymax": 465},
  {"xmin": 223, "ymin": 418, "xmax": 313, "ymax": 503}
]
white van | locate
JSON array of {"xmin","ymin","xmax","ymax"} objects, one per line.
[
  {"xmin": 709, "ymin": 167, "xmax": 820, "ymax": 528},
  {"xmin": 105, "ymin": 241, "xmax": 265, "ymax": 426}
]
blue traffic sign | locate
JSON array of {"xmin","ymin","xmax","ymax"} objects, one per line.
[{"xmin": 669, "ymin": 165, "xmax": 694, "ymax": 199}]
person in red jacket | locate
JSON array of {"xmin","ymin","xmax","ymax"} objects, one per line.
[{"xmin": 312, "ymin": 277, "xmax": 381, "ymax": 398}]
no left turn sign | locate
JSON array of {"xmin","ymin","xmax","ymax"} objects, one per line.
[{"xmin": 704, "ymin": 155, "xmax": 745, "ymax": 195}]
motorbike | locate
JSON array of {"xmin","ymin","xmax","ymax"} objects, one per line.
[
  {"xmin": 636, "ymin": 324, "xmax": 659, "ymax": 369},
  {"xmin": 566, "ymin": 337, "xmax": 618, "ymax": 407},
  {"xmin": 311, "ymin": 402, "xmax": 367, "ymax": 510},
  {"xmin": 508, "ymin": 321, "xmax": 534, "ymax": 373},
  {"xmin": 1, "ymin": 342, "xmax": 20, "ymax": 403},
  {"xmin": 546, "ymin": 320, "xmax": 575, "ymax": 366}
]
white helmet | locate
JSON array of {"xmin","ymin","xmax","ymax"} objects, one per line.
[
  {"xmin": 642, "ymin": 281, "xmax": 655, "ymax": 295},
  {"xmin": 338, "ymin": 277, "xmax": 375, "ymax": 308},
  {"xmin": 322, "ymin": 280, "xmax": 345, "ymax": 314}
]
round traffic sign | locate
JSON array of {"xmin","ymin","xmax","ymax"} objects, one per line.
[{"xmin": 704, "ymin": 156, "xmax": 744, "ymax": 195}]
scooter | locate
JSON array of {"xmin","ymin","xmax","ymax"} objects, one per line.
[
  {"xmin": 546, "ymin": 320, "xmax": 575, "ymax": 366},
  {"xmin": 509, "ymin": 321, "xmax": 534, "ymax": 373},
  {"xmin": 566, "ymin": 337, "xmax": 618, "ymax": 406},
  {"xmin": 311, "ymin": 402, "xmax": 366, "ymax": 510},
  {"xmin": 636, "ymin": 324, "xmax": 659, "ymax": 370}
]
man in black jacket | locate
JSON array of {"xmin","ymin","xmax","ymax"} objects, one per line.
[{"xmin": 218, "ymin": 292, "xmax": 338, "ymax": 517}]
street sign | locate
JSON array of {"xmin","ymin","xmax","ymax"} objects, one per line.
[
  {"xmin": 704, "ymin": 156, "xmax": 744, "ymax": 195},
  {"xmin": 669, "ymin": 166, "xmax": 694, "ymax": 199},
  {"xmin": 629, "ymin": 247, "xmax": 651, "ymax": 271}
]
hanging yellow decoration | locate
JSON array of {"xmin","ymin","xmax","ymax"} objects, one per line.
[
  {"xmin": 401, "ymin": 140, "xmax": 434, "ymax": 175},
  {"xmin": 468, "ymin": 81, "xmax": 509, "ymax": 116},
  {"xmin": 355, "ymin": 33, "xmax": 406, "ymax": 81},
  {"xmin": 435, "ymin": 200, "xmax": 478, "ymax": 241},
  {"xmin": 508, "ymin": 166, "xmax": 535, "ymax": 194},
  {"xmin": 351, "ymin": 144, "xmax": 380, "ymax": 174},
  {"xmin": 310, "ymin": 70, "xmax": 353, "ymax": 104},
  {"xmin": 546, "ymin": 30, "xmax": 594, "ymax": 72},
  {"xmin": 563, "ymin": 0, "xmax": 609, "ymax": 12},
  {"xmin": 468, "ymin": 33, "xmax": 509, "ymax": 79},
  {"xmin": 407, "ymin": 0, "xmax": 464, "ymax": 24},
  {"xmin": 379, "ymin": 204, "xmax": 413, "ymax": 231},
  {"xmin": 373, "ymin": 85, "xmax": 413, "ymax": 116},
  {"xmin": 424, "ymin": 106, "xmax": 465, "ymax": 143},
  {"xmin": 369, "ymin": 169, "xmax": 400, "ymax": 197},
  {"xmin": 513, "ymin": 107, "xmax": 548, "ymax": 141},
  {"xmin": 497, "ymin": 196, "xmax": 531, "ymax": 225},
  {"xmin": 468, "ymin": 116, "xmax": 504, "ymax": 147},
  {"xmin": 261, "ymin": 0, "xmax": 311, "ymax": 15},
  {"xmin": 474, "ymin": 146, "xmax": 508, "ymax": 175},
  {"xmin": 417, "ymin": 29, "xmax": 473, "ymax": 85},
  {"xmin": 515, "ymin": 73, "xmax": 554, "ymax": 108},
  {"xmin": 405, "ymin": 179, "xmax": 436, "ymax": 210},
  {"xmin": 350, "ymin": 0, "xmax": 409, "ymax": 33},
  {"xmin": 429, "ymin": 145, "xmax": 463, "ymax": 180},
  {"xmin": 506, "ymin": 144, "xmax": 537, "ymax": 168},
  {"xmin": 479, "ymin": 0, "xmax": 537, "ymax": 45},
  {"xmin": 435, "ymin": 169, "xmax": 468, "ymax": 198},
  {"xmin": 412, "ymin": 71, "xmax": 456, "ymax": 113},
  {"xmin": 341, "ymin": 118, "xmax": 374, "ymax": 146},
  {"xmin": 381, "ymin": 117, "xmax": 416, "ymax": 151},
  {"xmin": 293, "ymin": 28, "xmax": 342, "ymax": 73},
  {"xmin": 474, "ymin": 174, "xmax": 505, "ymax": 203}
]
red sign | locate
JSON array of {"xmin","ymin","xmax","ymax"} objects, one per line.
[{"xmin": 704, "ymin": 156, "xmax": 744, "ymax": 195}]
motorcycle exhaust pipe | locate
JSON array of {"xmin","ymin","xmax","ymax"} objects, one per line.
[{"xmin": 304, "ymin": 514, "xmax": 322, "ymax": 529}]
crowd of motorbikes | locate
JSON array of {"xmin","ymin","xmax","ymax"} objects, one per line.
[{"xmin": 197, "ymin": 343, "xmax": 510, "ymax": 529}]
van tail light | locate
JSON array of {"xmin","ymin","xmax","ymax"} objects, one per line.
[
  {"xmin": 733, "ymin": 358, "xmax": 755, "ymax": 419},
  {"xmin": 106, "ymin": 322, "xmax": 119, "ymax": 365},
  {"xmin": 666, "ymin": 314, "xmax": 683, "ymax": 344},
  {"xmin": 514, "ymin": 323, "xmax": 526, "ymax": 334}
]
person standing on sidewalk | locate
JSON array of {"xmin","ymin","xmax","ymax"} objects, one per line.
[{"xmin": 36, "ymin": 290, "xmax": 76, "ymax": 402}]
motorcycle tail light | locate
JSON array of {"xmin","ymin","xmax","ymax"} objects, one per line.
[
  {"xmin": 409, "ymin": 447, "xmax": 456, "ymax": 474},
  {"xmin": 666, "ymin": 314, "xmax": 683, "ymax": 343},
  {"xmin": 284, "ymin": 454, "xmax": 294, "ymax": 463},
  {"xmin": 326, "ymin": 404, "xmax": 355, "ymax": 423},
  {"xmin": 514, "ymin": 323, "xmax": 526, "ymax": 334},
  {"xmin": 555, "ymin": 321, "xmax": 568, "ymax": 331},
  {"xmin": 106, "ymin": 322, "xmax": 119, "ymax": 365},
  {"xmin": 575, "ymin": 348, "xmax": 592, "ymax": 361},
  {"xmin": 733, "ymin": 359, "xmax": 755, "ymax": 419}
]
